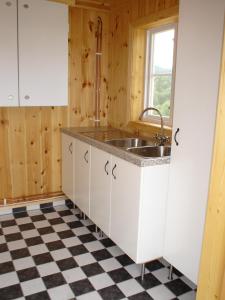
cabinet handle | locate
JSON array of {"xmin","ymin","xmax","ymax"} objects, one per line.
[
  {"xmin": 23, "ymin": 4, "xmax": 29, "ymax": 8},
  {"xmin": 8, "ymin": 95, "xmax": 14, "ymax": 101},
  {"xmin": 112, "ymin": 164, "xmax": 117, "ymax": 180},
  {"xmin": 104, "ymin": 161, "xmax": 109, "ymax": 175},
  {"xmin": 6, "ymin": 1, "xmax": 12, "ymax": 6},
  {"xmin": 174, "ymin": 128, "xmax": 180, "ymax": 146},
  {"xmin": 24, "ymin": 95, "xmax": 30, "ymax": 100},
  {"xmin": 84, "ymin": 150, "xmax": 88, "ymax": 163},
  {"xmin": 68, "ymin": 142, "xmax": 72, "ymax": 154}
]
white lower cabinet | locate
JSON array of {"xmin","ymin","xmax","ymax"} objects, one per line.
[
  {"xmin": 90, "ymin": 147, "xmax": 111, "ymax": 236},
  {"xmin": 74, "ymin": 139, "xmax": 91, "ymax": 217},
  {"xmin": 62, "ymin": 133, "xmax": 74, "ymax": 202}
]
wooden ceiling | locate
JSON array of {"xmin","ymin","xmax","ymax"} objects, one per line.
[{"xmin": 51, "ymin": 0, "xmax": 111, "ymax": 11}]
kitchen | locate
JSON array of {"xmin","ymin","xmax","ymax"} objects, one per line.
[{"xmin": 0, "ymin": 0, "xmax": 225, "ymax": 299}]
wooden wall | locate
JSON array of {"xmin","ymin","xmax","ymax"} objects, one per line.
[
  {"xmin": 0, "ymin": 7, "xmax": 109, "ymax": 203},
  {"xmin": 108, "ymin": 0, "xmax": 179, "ymax": 129}
]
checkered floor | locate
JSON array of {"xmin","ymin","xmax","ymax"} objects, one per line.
[{"xmin": 0, "ymin": 203, "xmax": 197, "ymax": 300}]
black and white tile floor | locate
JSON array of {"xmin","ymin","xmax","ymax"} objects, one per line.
[{"xmin": 0, "ymin": 202, "xmax": 196, "ymax": 300}]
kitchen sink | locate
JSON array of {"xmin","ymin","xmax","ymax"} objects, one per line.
[
  {"xmin": 105, "ymin": 138, "xmax": 153, "ymax": 148},
  {"xmin": 127, "ymin": 146, "xmax": 171, "ymax": 158}
]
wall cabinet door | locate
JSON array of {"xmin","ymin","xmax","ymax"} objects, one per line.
[
  {"xmin": 110, "ymin": 155, "xmax": 141, "ymax": 261},
  {"xmin": 18, "ymin": 0, "xmax": 68, "ymax": 106},
  {"xmin": 0, "ymin": 0, "xmax": 18, "ymax": 107},
  {"xmin": 62, "ymin": 133, "xmax": 74, "ymax": 202},
  {"xmin": 74, "ymin": 140, "xmax": 91, "ymax": 217},
  {"xmin": 90, "ymin": 147, "xmax": 111, "ymax": 236},
  {"xmin": 164, "ymin": 0, "xmax": 225, "ymax": 284}
]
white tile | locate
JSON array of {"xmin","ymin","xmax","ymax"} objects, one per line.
[
  {"xmin": 33, "ymin": 220, "xmax": 50, "ymax": 229},
  {"xmin": 99, "ymin": 258, "xmax": 122, "ymax": 272},
  {"xmin": 37, "ymin": 262, "xmax": 60, "ymax": 277},
  {"xmin": 62, "ymin": 267, "xmax": 86, "ymax": 283},
  {"xmin": 8, "ymin": 239, "xmax": 27, "ymax": 251},
  {"xmin": 27, "ymin": 204, "xmax": 40, "ymax": 211},
  {"xmin": 51, "ymin": 248, "xmax": 71, "ymax": 261},
  {"xmin": 28, "ymin": 210, "xmax": 42, "ymax": 216},
  {"xmin": 0, "ymin": 210, "xmax": 12, "ymax": 216},
  {"xmin": 118, "ymin": 279, "xmax": 144, "ymax": 297},
  {"xmin": 152, "ymin": 267, "xmax": 177, "ymax": 284},
  {"xmin": 159, "ymin": 258, "xmax": 171, "ymax": 267},
  {"xmin": 28, "ymin": 244, "xmax": 49, "ymax": 256},
  {"xmin": 2, "ymin": 225, "xmax": 20, "ymax": 235},
  {"xmin": 62, "ymin": 236, "xmax": 81, "ymax": 248},
  {"xmin": 13, "ymin": 257, "xmax": 35, "ymax": 271},
  {"xmin": 0, "ymin": 272, "xmax": 19, "ymax": 288},
  {"xmin": 62, "ymin": 215, "xmax": 79, "ymax": 223},
  {"xmin": 0, "ymin": 251, "xmax": 11, "ymax": 263},
  {"xmin": 52, "ymin": 223, "xmax": 69, "ymax": 232},
  {"xmin": 55, "ymin": 205, "xmax": 68, "ymax": 211},
  {"xmin": 21, "ymin": 278, "xmax": 46, "ymax": 296},
  {"xmin": 147, "ymin": 285, "xmax": 176, "ymax": 300},
  {"xmin": 45, "ymin": 212, "xmax": 60, "ymax": 219},
  {"xmin": 0, "ymin": 235, "xmax": 6, "ymax": 243},
  {"xmin": 81, "ymin": 218, "xmax": 93, "ymax": 227},
  {"xmin": 89, "ymin": 273, "xmax": 114, "ymax": 290},
  {"xmin": 84, "ymin": 241, "xmax": 104, "ymax": 253},
  {"xmin": 72, "ymin": 227, "xmax": 90, "ymax": 236},
  {"xmin": 48, "ymin": 284, "xmax": 74, "ymax": 300},
  {"xmin": 53, "ymin": 200, "xmax": 66, "ymax": 207},
  {"xmin": 77, "ymin": 291, "xmax": 102, "ymax": 300},
  {"xmin": 107, "ymin": 246, "xmax": 124, "ymax": 257},
  {"xmin": 21, "ymin": 229, "xmax": 39, "ymax": 239},
  {"xmin": 125, "ymin": 264, "xmax": 145, "ymax": 278},
  {"xmin": 178, "ymin": 291, "xmax": 196, "ymax": 300},
  {"xmin": 16, "ymin": 217, "xmax": 32, "ymax": 225},
  {"xmin": 42, "ymin": 233, "xmax": 59, "ymax": 243},
  {"xmin": 75, "ymin": 253, "xmax": 96, "ymax": 266},
  {"xmin": 180, "ymin": 276, "xmax": 197, "ymax": 290}
]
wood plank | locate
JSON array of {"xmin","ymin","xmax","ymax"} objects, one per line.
[{"xmin": 197, "ymin": 28, "xmax": 225, "ymax": 300}]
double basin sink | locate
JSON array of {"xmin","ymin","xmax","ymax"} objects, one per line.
[{"xmin": 105, "ymin": 138, "xmax": 171, "ymax": 158}]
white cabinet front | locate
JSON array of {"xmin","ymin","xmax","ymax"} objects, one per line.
[
  {"xmin": 90, "ymin": 147, "xmax": 111, "ymax": 236},
  {"xmin": 74, "ymin": 140, "xmax": 91, "ymax": 217},
  {"xmin": 0, "ymin": 0, "xmax": 18, "ymax": 107},
  {"xmin": 62, "ymin": 133, "xmax": 74, "ymax": 202}
]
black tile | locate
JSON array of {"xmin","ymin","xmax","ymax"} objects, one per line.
[
  {"xmin": 66, "ymin": 199, "xmax": 74, "ymax": 209},
  {"xmin": 31, "ymin": 215, "xmax": 46, "ymax": 222},
  {"xmin": 40, "ymin": 202, "xmax": 53, "ymax": 209},
  {"xmin": 10, "ymin": 247, "xmax": 30, "ymax": 260},
  {"xmin": 37, "ymin": 227, "xmax": 54, "ymax": 235},
  {"xmin": 0, "ymin": 284, "xmax": 23, "ymax": 300},
  {"xmin": 5, "ymin": 232, "xmax": 23, "ymax": 242},
  {"xmin": 69, "ymin": 244, "xmax": 88, "ymax": 256},
  {"xmin": 56, "ymin": 257, "xmax": 78, "ymax": 271},
  {"xmin": 87, "ymin": 224, "xmax": 96, "ymax": 232},
  {"xmin": 26, "ymin": 291, "xmax": 50, "ymax": 300},
  {"xmin": 43, "ymin": 272, "xmax": 66, "ymax": 289},
  {"xmin": 49, "ymin": 218, "xmax": 64, "ymax": 225},
  {"xmin": 17, "ymin": 267, "xmax": 40, "ymax": 282},
  {"xmin": 165, "ymin": 279, "xmax": 192, "ymax": 296},
  {"xmin": 145, "ymin": 260, "xmax": 164, "ymax": 272},
  {"xmin": 13, "ymin": 206, "xmax": 26, "ymax": 214},
  {"xmin": 92, "ymin": 249, "xmax": 112, "ymax": 261},
  {"xmin": 25, "ymin": 236, "xmax": 44, "ymax": 247},
  {"xmin": 14, "ymin": 212, "xmax": 29, "ymax": 218},
  {"xmin": 137, "ymin": 273, "xmax": 161, "ymax": 289},
  {"xmin": 19, "ymin": 223, "xmax": 35, "ymax": 231},
  {"xmin": 0, "ymin": 261, "xmax": 15, "ymax": 275},
  {"xmin": 0, "ymin": 243, "xmax": 8, "ymax": 253},
  {"xmin": 67, "ymin": 221, "xmax": 83, "ymax": 229},
  {"xmin": 46, "ymin": 240, "xmax": 65, "ymax": 251},
  {"xmin": 100, "ymin": 238, "xmax": 115, "ymax": 248},
  {"xmin": 98, "ymin": 285, "xmax": 125, "ymax": 300},
  {"xmin": 78, "ymin": 234, "xmax": 97, "ymax": 244},
  {"xmin": 172, "ymin": 267, "xmax": 183, "ymax": 277},
  {"xmin": 0, "ymin": 228, "xmax": 3, "ymax": 235},
  {"xmin": 1, "ymin": 219, "xmax": 16, "ymax": 228},
  {"xmin": 129, "ymin": 291, "xmax": 153, "ymax": 300},
  {"xmin": 108, "ymin": 268, "xmax": 132, "ymax": 283},
  {"xmin": 58, "ymin": 210, "xmax": 73, "ymax": 217},
  {"xmin": 41, "ymin": 207, "xmax": 55, "ymax": 214},
  {"xmin": 33, "ymin": 252, "xmax": 53, "ymax": 265},
  {"xmin": 116, "ymin": 254, "xmax": 134, "ymax": 266},
  {"xmin": 58, "ymin": 230, "xmax": 75, "ymax": 239},
  {"xmin": 70, "ymin": 278, "xmax": 94, "ymax": 296},
  {"xmin": 82, "ymin": 262, "xmax": 104, "ymax": 277}
]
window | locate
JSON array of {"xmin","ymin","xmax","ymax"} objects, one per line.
[{"xmin": 144, "ymin": 24, "xmax": 177, "ymax": 126}]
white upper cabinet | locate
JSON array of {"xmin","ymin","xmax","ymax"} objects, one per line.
[
  {"xmin": 0, "ymin": 0, "xmax": 68, "ymax": 107},
  {"xmin": 164, "ymin": 0, "xmax": 225, "ymax": 284},
  {"xmin": 18, "ymin": 0, "xmax": 68, "ymax": 106},
  {"xmin": 0, "ymin": 0, "xmax": 18, "ymax": 106}
]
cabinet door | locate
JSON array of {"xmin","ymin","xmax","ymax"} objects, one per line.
[
  {"xmin": 164, "ymin": 0, "xmax": 225, "ymax": 284},
  {"xmin": 0, "ymin": 0, "xmax": 18, "ymax": 107},
  {"xmin": 90, "ymin": 147, "xmax": 111, "ymax": 236},
  {"xmin": 74, "ymin": 140, "xmax": 91, "ymax": 217},
  {"xmin": 110, "ymin": 156, "xmax": 141, "ymax": 262},
  {"xmin": 18, "ymin": 0, "xmax": 68, "ymax": 106},
  {"xmin": 62, "ymin": 134, "xmax": 74, "ymax": 202}
]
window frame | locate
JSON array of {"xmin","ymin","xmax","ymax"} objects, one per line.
[{"xmin": 143, "ymin": 23, "xmax": 178, "ymax": 126}]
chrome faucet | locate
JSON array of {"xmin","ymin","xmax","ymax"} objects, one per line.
[{"xmin": 138, "ymin": 107, "xmax": 169, "ymax": 145}]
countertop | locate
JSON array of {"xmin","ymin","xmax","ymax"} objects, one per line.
[{"xmin": 61, "ymin": 127, "xmax": 170, "ymax": 167}]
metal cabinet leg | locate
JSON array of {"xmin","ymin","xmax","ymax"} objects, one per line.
[
  {"xmin": 168, "ymin": 264, "xmax": 173, "ymax": 280},
  {"xmin": 141, "ymin": 263, "xmax": 146, "ymax": 282},
  {"xmin": 95, "ymin": 225, "xmax": 98, "ymax": 233},
  {"xmin": 99, "ymin": 230, "xmax": 104, "ymax": 238}
]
